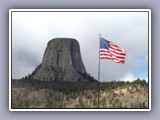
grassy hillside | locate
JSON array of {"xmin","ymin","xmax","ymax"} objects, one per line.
[{"xmin": 11, "ymin": 79, "xmax": 148, "ymax": 109}]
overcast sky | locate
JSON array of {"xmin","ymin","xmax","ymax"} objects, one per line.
[{"xmin": 12, "ymin": 10, "xmax": 149, "ymax": 82}]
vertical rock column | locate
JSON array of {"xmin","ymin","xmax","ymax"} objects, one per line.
[{"xmin": 31, "ymin": 38, "xmax": 87, "ymax": 82}]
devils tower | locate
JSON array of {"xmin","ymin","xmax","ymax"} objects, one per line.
[{"xmin": 30, "ymin": 38, "xmax": 87, "ymax": 82}]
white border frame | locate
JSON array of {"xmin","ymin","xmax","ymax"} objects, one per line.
[{"xmin": 9, "ymin": 9, "xmax": 151, "ymax": 111}]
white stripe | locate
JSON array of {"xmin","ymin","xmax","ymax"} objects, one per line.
[
  {"xmin": 100, "ymin": 55, "xmax": 112, "ymax": 59},
  {"xmin": 111, "ymin": 55, "xmax": 125, "ymax": 61},
  {"xmin": 109, "ymin": 46, "xmax": 125, "ymax": 52},
  {"xmin": 109, "ymin": 49, "xmax": 126, "ymax": 57},
  {"xmin": 100, "ymin": 52, "xmax": 110, "ymax": 55},
  {"xmin": 100, "ymin": 48, "xmax": 109, "ymax": 51}
]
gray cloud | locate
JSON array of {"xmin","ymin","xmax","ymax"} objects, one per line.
[
  {"xmin": 12, "ymin": 49, "xmax": 40, "ymax": 78},
  {"xmin": 12, "ymin": 11, "xmax": 149, "ymax": 81}
]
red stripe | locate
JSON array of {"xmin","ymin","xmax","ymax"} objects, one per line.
[
  {"xmin": 100, "ymin": 54, "xmax": 111, "ymax": 56},
  {"xmin": 100, "ymin": 57, "xmax": 112, "ymax": 60},
  {"xmin": 109, "ymin": 46, "xmax": 124, "ymax": 52},
  {"xmin": 100, "ymin": 57, "xmax": 125, "ymax": 63},
  {"xmin": 109, "ymin": 44, "xmax": 122, "ymax": 49},
  {"xmin": 100, "ymin": 55, "xmax": 112, "ymax": 58},
  {"xmin": 109, "ymin": 49, "xmax": 126, "ymax": 56},
  {"xmin": 100, "ymin": 51, "xmax": 110, "ymax": 54},
  {"xmin": 113, "ymin": 58, "xmax": 125, "ymax": 62},
  {"xmin": 115, "ymin": 61, "xmax": 125, "ymax": 64},
  {"xmin": 100, "ymin": 56, "xmax": 125, "ymax": 64},
  {"xmin": 109, "ymin": 42, "xmax": 119, "ymax": 47},
  {"xmin": 111, "ymin": 55, "xmax": 125, "ymax": 59},
  {"xmin": 100, "ymin": 49, "xmax": 109, "ymax": 52},
  {"xmin": 109, "ymin": 46, "xmax": 125, "ymax": 53}
]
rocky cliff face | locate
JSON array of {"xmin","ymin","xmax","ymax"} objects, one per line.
[{"xmin": 31, "ymin": 38, "xmax": 87, "ymax": 81}]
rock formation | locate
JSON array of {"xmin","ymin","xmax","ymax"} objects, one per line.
[{"xmin": 31, "ymin": 38, "xmax": 87, "ymax": 82}]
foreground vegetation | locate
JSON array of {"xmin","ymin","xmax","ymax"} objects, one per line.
[{"xmin": 12, "ymin": 79, "xmax": 148, "ymax": 109}]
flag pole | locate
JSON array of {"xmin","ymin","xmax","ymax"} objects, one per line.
[{"xmin": 98, "ymin": 33, "xmax": 101, "ymax": 108}]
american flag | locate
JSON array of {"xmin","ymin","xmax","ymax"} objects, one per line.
[{"xmin": 100, "ymin": 37, "xmax": 126, "ymax": 64}]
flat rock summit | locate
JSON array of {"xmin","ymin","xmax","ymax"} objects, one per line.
[{"xmin": 31, "ymin": 38, "xmax": 87, "ymax": 82}]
